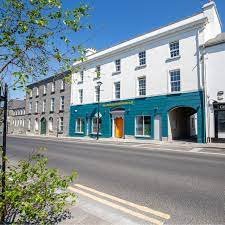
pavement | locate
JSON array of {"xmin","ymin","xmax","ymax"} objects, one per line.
[{"xmin": 2, "ymin": 136, "xmax": 225, "ymax": 225}]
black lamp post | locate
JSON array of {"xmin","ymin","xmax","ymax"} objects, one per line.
[{"xmin": 96, "ymin": 81, "xmax": 102, "ymax": 140}]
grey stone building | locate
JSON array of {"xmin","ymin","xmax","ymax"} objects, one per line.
[
  {"xmin": 7, "ymin": 99, "xmax": 26, "ymax": 134},
  {"xmin": 25, "ymin": 72, "xmax": 71, "ymax": 136}
]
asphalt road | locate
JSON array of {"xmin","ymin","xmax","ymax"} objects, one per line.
[{"xmin": 3, "ymin": 136, "xmax": 225, "ymax": 225}]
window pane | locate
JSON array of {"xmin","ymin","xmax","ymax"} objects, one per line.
[
  {"xmin": 136, "ymin": 116, "xmax": 143, "ymax": 135},
  {"xmin": 144, "ymin": 116, "xmax": 151, "ymax": 136}
]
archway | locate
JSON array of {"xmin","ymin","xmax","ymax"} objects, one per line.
[
  {"xmin": 168, "ymin": 107, "xmax": 197, "ymax": 142},
  {"xmin": 40, "ymin": 117, "xmax": 47, "ymax": 135}
]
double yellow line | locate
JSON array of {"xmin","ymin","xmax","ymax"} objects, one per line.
[{"xmin": 69, "ymin": 184, "xmax": 170, "ymax": 225}]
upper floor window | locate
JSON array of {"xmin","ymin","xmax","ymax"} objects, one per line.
[
  {"xmin": 43, "ymin": 84, "xmax": 47, "ymax": 95},
  {"xmin": 138, "ymin": 77, "xmax": 146, "ymax": 96},
  {"xmin": 95, "ymin": 86, "xmax": 100, "ymax": 102},
  {"xmin": 36, "ymin": 87, "xmax": 39, "ymax": 97},
  {"xmin": 79, "ymin": 89, "xmax": 83, "ymax": 104},
  {"xmin": 42, "ymin": 99, "xmax": 46, "ymax": 112},
  {"xmin": 139, "ymin": 51, "xmax": 146, "ymax": 66},
  {"xmin": 29, "ymin": 102, "xmax": 32, "ymax": 113},
  {"xmin": 170, "ymin": 41, "xmax": 180, "ymax": 58},
  {"xmin": 50, "ymin": 98, "xmax": 55, "ymax": 112},
  {"xmin": 29, "ymin": 89, "xmax": 32, "ymax": 98},
  {"xmin": 35, "ymin": 101, "xmax": 38, "ymax": 113},
  {"xmin": 51, "ymin": 82, "xmax": 55, "ymax": 93},
  {"xmin": 60, "ymin": 79, "xmax": 65, "ymax": 91},
  {"xmin": 60, "ymin": 96, "xmax": 65, "ymax": 111},
  {"xmin": 170, "ymin": 70, "xmax": 181, "ymax": 92},
  {"xmin": 96, "ymin": 65, "xmax": 101, "ymax": 78},
  {"xmin": 80, "ymin": 71, "xmax": 84, "ymax": 83},
  {"xmin": 115, "ymin": 59, "xmax": 121, "ymax": 72},
  {"xmin": 114, "ymin": 82, "xmax": 120, "ymax": 99}
]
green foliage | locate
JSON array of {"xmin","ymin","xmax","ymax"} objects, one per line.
[
  {"xmin": 0, "ymin": 150, "xmax": 77, "ymax": 224},
  {"xmin": 0, "ymin": 0, "xmax": 91, "ymax": 89}
]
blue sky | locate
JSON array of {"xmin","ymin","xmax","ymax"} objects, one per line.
[{"xmin": 12, "ymin": 0, "xmax": 224, "ymax": 99}]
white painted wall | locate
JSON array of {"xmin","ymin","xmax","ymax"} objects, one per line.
[
  {"xmin": 70, "ymin": 1, "xmax": 222, "ymax": 106},
  {"xmin": 205, "ymin": 43, "xmax": 225, "ymax": 139}
]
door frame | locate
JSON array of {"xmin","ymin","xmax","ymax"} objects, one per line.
[{"xmin": 40, "ymin": 117, "xmax": 47, "ymax": 135}]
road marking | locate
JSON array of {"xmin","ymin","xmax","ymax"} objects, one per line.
[
  {"xmin": 69, "ymin": 186, "xmax": 165, "ymax": 225},
  {"xmin": 75, "ymin": 184, "xmax": 170, "ymax": 220}
]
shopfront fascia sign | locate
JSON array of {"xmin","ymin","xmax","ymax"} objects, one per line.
[{"xmin": 103, "ymin": 100, "xmax": 134, "ymax": 108}]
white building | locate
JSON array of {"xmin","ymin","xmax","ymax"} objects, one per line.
[
  {"xmin": 69, "ymin": 1, "xmax": 223, "ymax": 143},
  {"xmin": 204, "ymin": 33, "xmax": 225, "ymax": 142}
]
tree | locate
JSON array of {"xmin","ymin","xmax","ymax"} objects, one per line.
[
  {"xmin": 0, "ymin": 0, "xmax": 91, "ymax": 90},
  {"xmin": 0, "ymin": 150, "xmax": 77, "ymax": 224}
]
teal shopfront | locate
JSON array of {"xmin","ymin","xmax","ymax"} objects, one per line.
[{"xmin": 69, "ymin": 91, "xmax": 206, "ymax": 143}]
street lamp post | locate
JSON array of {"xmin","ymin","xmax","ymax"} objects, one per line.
[{"xmin": 96, "ymin": 81, "xmax": 102, "ymax": 140}]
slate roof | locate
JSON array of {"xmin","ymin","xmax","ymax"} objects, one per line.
[
  {"xmin": 205, "ymin": 33, "xmax": 225, "ymax": 47},
  {"xmin": 8, "ymin": 99, "xmax": 25, "ymax": 110}
]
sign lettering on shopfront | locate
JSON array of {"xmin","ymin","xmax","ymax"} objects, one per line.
[{"xmin": 103, "ymin": 100, "xmax": 134, "ymax": 108}]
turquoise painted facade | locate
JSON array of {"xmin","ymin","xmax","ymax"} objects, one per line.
[{"xmin": 69, "ymin": 91, "xmax": 206, "ymax": 143}]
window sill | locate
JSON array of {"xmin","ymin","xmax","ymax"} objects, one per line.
[
  {"xmin": 75, "ymin": 132, "xmax": 84, "ymax": 134},
  {"xmin": 59, "ymin": 110, "xmax": 64, "ymax": 113},
  {"xmin": 51, "ymin": 91, "xmax": 55, "ymax": 94},
  {"xmin": 49, "ymin": 111, "xmax": 54, "ymax": 114},
  {"xmin": 135, "ymin": 64, "xmax": 147, "ymax": 71},
  {"xmin": 135, "ymin": 135, "xmax": 151, "ymax": 138},
  {"xmin": 167, "ymin": 91, "xmax": 181, "ymax": 96},
  {"xmin": 36, "ymin": 95, "xmax": 39, "ymax": 98},
  {"xmin": 165, "ymin": 55, "xmax": 181, "ymax": 63},
  {"xmin": 60, "ymin": 89, "xmax": 65, "ymax": 92},
  {"xmin": 77, "ymin": 81, "xmax": 83, "ymax": 84},
  {"xmin": 112, "ymin": 71, "xmax": 121, "ymax": 76},
  {"xmin": 57, "ymin": 131, "xmax": 63, "ymax": 134},
  {"xmin": 42, "ymin": 112, "xmax": 45, "ymax": 114},
  {"xmin": 43, "ymin": 93, "xmax": 46, "ymax": 96},
  {"xmin": 91, "ymin": 132, "xmax": 102, "ymax": 135}
]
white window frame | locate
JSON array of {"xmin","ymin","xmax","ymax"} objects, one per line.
[
  {"xmin": 139, "ymin": 51, "xmax": 146, "ymax": 66},
  {"xmin": 79, "ymin": 89, "xmax": 83, "ymax": 104},
  {"xmin": 36, "ymin": 87, "xmax": 39, "ymax": 96},
  {"xmin": 42, "ymin": 100, "xmax": 46, "ymax": 113},
  {"xmin": 51, "ymin": 82, "xmax": 55, "ymax": 93},
  {"xmin": 29, "ymin": 102, "xmax": 32, "ymax": 113},
  {"xmin": 114, "ymin": 81, "xmax": 121, "ymax": 99},
  {"xmin": 29, "ymin": 89, "xmax": 33, "ymax": 98},
  {"xmin": 135, "ymin": 115, "xmax": 151, "ymax": 137},
  {"xmin": 92, "ymin": 117, "xmax": 102, "ymax": 134},
  {"xmin": 115, "ymin": 59, "xmax": 121, "ymax": 72},
  {"xmin": 59, "ymin": 117, "xmax": 64, "ymax": 132},
  {"xmin": 35, "ymin": 118, "xmax": 39, "ymax": 131},
  {"xmin": 60, "ymin": 79, "xmax": 65, "ymax": 90},
  {"xmin": 28, "ymin": 118, "xmax": 31, "ymax": 130},
  {"xmin": 76, "ymin": 118, "xmax": 84, "ymax": 133},
  {"xmin": 50, "ymin": 98, "xmax": 55, "ymax": 112},
  {"xmin": 43, "ymin": 84, "xmax": 47, "ymax": 95},
  {"xmin": 169, "ymin": 41, "xmax": 180, "ymax": 58},
  {"xmin": 170, "ymin": 69, "xmax": 181, "ymax": 93},
  {"xmin": 35, "ymin": 101, "xmax": 38, "ymax": 113},
  {"xmin": 138, "ymin": 76, "xmax": 146, "ymax": 96},
  {"xmin": 49, "ymin": 117, "xmax": 53, "ymax": 132},
  {"xmin": 60, "ymin": 96, "xmax": 65, "ymax": 110}
]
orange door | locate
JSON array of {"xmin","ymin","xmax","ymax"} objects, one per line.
[{"xmin": 115, "ymin": 117, "xmax": 124, "ymax": 138}]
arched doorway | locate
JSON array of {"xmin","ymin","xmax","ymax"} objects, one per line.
[
  {"xmin": 168, "ymin": 107, "xmax": 197, "ymax": 142},
  {"xmin": 40, "ymin": 118, "xmax": 47, "ymax": 135}
]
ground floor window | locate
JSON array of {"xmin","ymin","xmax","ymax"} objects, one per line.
[
  {"xmin": 135, "ymin": 115, "xmax": 151, "ymax": 136},
  {"xmin": 35, "ymin": 118, "xmax": 39, "ymax": 131},
  {"xmin": 92, "ymin": 117, "xmax": 102, "ymax": 134},
  {"xmin": 49, "ymin": 117, "xmax": 53, "ymax": 132},
  {"xmin": 59, "ymin": 117, "xmax": 63, "ymax": 132},
  {"xmin": 76, "ymin": 118, "xmax": 85, "ymax": 133}
]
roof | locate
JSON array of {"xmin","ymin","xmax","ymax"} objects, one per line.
[
  {"xmin": 8, "ymin": 99, "xmax": 25, "ymax": 110},
  {"xmin": 27, "ymin": 70, "xmax": 70, "ymax": 88},
  {"xmin": 205, "ymin": 33, "xmax": 225, "ymax": 47}
]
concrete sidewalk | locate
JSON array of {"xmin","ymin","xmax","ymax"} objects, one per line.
[{"xmin": 8, "ymin": 134, "xmax": 225, "ymax": 150}]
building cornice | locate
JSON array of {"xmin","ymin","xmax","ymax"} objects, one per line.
[{"xmin": 74, "ymin": 13, "xmax": 207, "ymax": 68}]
